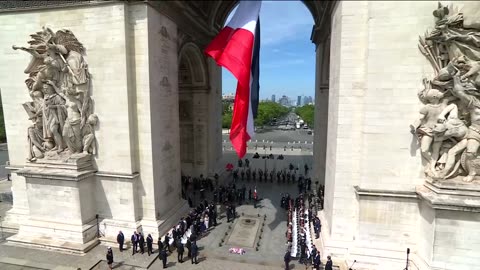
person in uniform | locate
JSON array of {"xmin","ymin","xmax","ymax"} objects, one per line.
[{"xmin": 116, "ymin": 231, "xmax": 124, "ymax": 252}]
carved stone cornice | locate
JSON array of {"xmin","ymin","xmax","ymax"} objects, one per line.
[
  {"xmin": 16, "ymin": 168, "xmax": 96, "ymax": 182},
  {"xmin": 146, "ymin": 0, "xmax": 213, "ymax": 46},
  {"xmin": 354, "ymin": 185, "xmax": 418, "ymax": 199},
  {"xmin": 0, "ymin": 0, "xmax": 122, "ymax": 13},
  {"xmin": 96, "ymin": 171, "xmax": 140, "ymax": 180}
]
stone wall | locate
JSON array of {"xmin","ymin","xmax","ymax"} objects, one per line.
[
  {"xmin": 323, "ymin": 1, "xmax": 480, "ymax": 269},
  {"xmin": 0, "ymin": 2, "xmax": 189, "ymax": 242}
]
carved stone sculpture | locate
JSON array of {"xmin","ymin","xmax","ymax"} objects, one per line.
[
  {"xmin": 13, "ymin": 26, "xmax": 99, "ymax": 161},
  {"xmin": 413, "ymin": 3, "xmax": 480, "ymax": 182}
]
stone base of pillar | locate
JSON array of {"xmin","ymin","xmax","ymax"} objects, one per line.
[
  {"xmin": 7, "ymin": 154, "xmax": 99, "ymax": 254},
  {"xmin": 7, "ymin": 219, "xmax": 99, "ymax": 254},
  {"xmin": 417, "ymin": 178, "xmax": 480, "ymax": 270},
  {"xmin": 141, "ymin": 200, "xmax": 190, "ymax": 240},
  {"xmin": 1, "ymin": 207, "xmax": 28, "ymax": 234},
  {"xmin": 97, "ymin": 219, "xmax": 141, "ymax": 249}
]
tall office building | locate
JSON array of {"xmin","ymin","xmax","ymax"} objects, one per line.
[
  {"xmin": 297, "ymin": 95, "xmax": 302, "ymax": 106},
  {"xmin": 271, "ymin": 94, "xmax": 276, "ymax": 103}
]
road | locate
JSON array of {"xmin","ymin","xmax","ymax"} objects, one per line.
[{"xmin": 222, "ymin": 128, "xmax": 313, "ymax": 144}]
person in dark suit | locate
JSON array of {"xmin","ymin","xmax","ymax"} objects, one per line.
[
  {"xmin": 160, "ymin": 248, "xmax": 168, "ymax": 268},
  {"xmin": 146, "ymin": 234, "xmax": 153, "ymax": 256},
  {"xmin": 191, "ymin": 241, "xmax": 198, "ymax": 264},
  {"xmin": 176, "ymin": 239, "xmax": 185, "ymax": 263},
  {"xmin": 164, "ymin": 234, "xmax": 171, "ymax": 253},
  {"xmin": 117, "ymin": 231, "xmax": 124, "ymax": 252},
  {"xmin": 186, "ymin": 237, "xmax": 192, "ymax": 258},
  {"xmin": 157, "ymin": 237, "xmax": 164, "ymax": 254},
  {"xmin": 325, "ymin": 255, "xmax": 333, "ymax": 270},
  {"xmin": 106, "ymin": 247, "xmax": 114, "ymax": 270},
  {"xmin": 284, "ymin": 250, "xmax": 291, "ymax": 270},
  {"xmin": 313, "ymin": 250, "xmax": 321, "ymax": 270},
  {"xmin": 138, "ymin": 233, "xmax": 145, "ymax": 254},
  {"xmin": 131, "ymin": 232, "xmax": 138, "ymax": 255}
]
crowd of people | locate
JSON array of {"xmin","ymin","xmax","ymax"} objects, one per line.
[
  {"xmin": 106, "ymin": 156, "xmax": 330, "ymax": 270},
  {"xmin": 111, "ymin": 200, "xmax": 221, "ymax": 268}
]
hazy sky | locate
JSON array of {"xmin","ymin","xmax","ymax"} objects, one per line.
[{"xmin": 221, "ymin": 1, "xmax": 316, "ymax": 100}]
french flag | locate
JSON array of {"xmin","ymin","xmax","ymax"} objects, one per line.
[{"xmin": 205, "ymin": 1, "xmax": 261, "ymax": 158}]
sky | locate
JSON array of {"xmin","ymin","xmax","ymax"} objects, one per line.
[{"xmin": 221, "ymin": 1, "xmax": 316, "ymax": 101}]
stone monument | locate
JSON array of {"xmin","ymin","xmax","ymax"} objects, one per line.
[
  {"xmin": 412, "ymin": 2, "xmax": 480, "ymax": 183},
  {"xmin": 412, "ymin": 3, "xmax": 480, "ymax": 268},
  {"xmin": 7, "ymin": 26, "xmax": 100, "ymax": 253}
]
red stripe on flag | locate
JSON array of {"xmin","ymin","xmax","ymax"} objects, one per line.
[
  {"xmin": 205, "ymin": 27, "xmax": 254, "ymax": 88},
  {"xmin": 205, "ymin": 27, "xmax": 255, "ymax": 158}
]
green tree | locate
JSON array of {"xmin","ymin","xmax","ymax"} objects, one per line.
[
  {"xmin": 222, "ymin": 111, "xmax": 233, "ymax": 128},
  {"xmin": 295, "ymin": 104, "xmax": 314, "ymax": 127},
  {"xmin": 221, "ymin": 100, "xmax": 289, "ymax": 128}
]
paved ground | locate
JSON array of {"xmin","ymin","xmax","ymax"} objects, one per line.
[
  {"xmin": 222, "ymin": 129, "xmax": 313, "ymax": 145},
  {"xmin": 0, "ymin": 141, "xmax": 327, "ymax": 270}
]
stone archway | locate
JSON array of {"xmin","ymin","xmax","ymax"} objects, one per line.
[{"xmin": 178, "ymin": 42, "xmax": 211, "ymax": 177}]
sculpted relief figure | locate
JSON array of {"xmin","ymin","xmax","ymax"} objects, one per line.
[
  {"xmin": 415, "ymin": 3, "xmax": 480, "ymax": 182},
  {"xmin": 13, "ymin": 27, "xmax": 99, "ymax": 161}
]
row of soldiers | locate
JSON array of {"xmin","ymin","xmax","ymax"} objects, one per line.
[
  {"xmin": 233, "ymin": 167, "xmax": 309, "ymax": 184},
  {"xmin": 238, "ymin": 159, "xmax": 310, "ymax": 175}
]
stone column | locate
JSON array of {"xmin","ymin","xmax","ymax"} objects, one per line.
[
  {"xmin": 137, "ymin": 5, "xmax": 189, "ymax": 236},
  {"xmin": 313, "ymin": 38, "xmax": 330, "ymax": 186},
  {"xmin": 206, "ymin": 58, "xmax": 223, "ymax": 175},
  {"xmin": 322, "ymin": 0, "xmax": 367, "ymax": 256}
]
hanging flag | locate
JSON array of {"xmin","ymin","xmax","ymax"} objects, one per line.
[{"xmin": 205, "ymin": 0, "xmax": 261, "ymax": 158}]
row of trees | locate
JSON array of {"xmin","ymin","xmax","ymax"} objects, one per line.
[
  {"xmin": 222, "ymin": 101, "xmax": 290, "ymax": 128},
  {"xmin": 295, "ymin": 104, "xmax": 314, "ymax": 128}
]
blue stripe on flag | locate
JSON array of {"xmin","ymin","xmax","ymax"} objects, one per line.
[{"xmin": 251, "ymin": 17, "xmax": 260, "ymax": 118}]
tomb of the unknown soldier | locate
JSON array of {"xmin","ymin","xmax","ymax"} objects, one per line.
[{"xmin": 0, "ymin": 1, "xmax": 479, "ymax": 270}]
